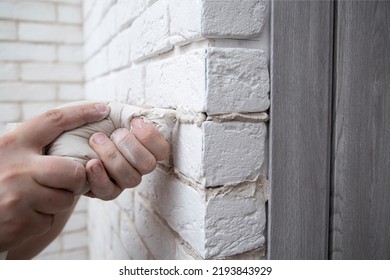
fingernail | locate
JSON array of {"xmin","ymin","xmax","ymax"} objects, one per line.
[
  {"xmin": 131, "ymin": 118, "xmax": 143, "ymax": 129},
  {"xmin": 95, "ymin": 103, "xmax": 109, "ymax": 115},
  {"xmin": 92, "ymin": 163, "xmax": 102, "ymax": 174},
  {"xmin": 92, "ymin": 133, "xmax": 107, "ymax": 144},
  {"xmin": 110, "ymin": 128, "xmax": 126, "ymax": 141}
]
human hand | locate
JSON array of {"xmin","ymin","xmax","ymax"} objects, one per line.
[
  {"xmin": 0, "ymin": 102, "xmax": 110, "ymax": 252},
  {"xmin": 85, "ymin": 117, "xmax": 170, "ymax": 200}
]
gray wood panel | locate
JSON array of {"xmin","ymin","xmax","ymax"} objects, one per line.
[
  {"xmin": 330, "ymin": 1, "xmax": 390, "ymax": 259},
  {"xmin": 268, "ymin": 1, "xmax": 334, "ymax": 259}
]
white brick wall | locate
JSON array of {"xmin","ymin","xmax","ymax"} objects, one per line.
[
  {"xmin": 0, "ymin": 0, "xmax": 88, "ymax": 259},
  {"xmin": 1, "ymin": 0, "xmax": 270, "ymax": 260},
  {"xmin": 85, "ymin": 0, "xmax": 269, "ymax": 260}
]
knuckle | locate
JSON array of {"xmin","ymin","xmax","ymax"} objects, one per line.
[
  {"xmin": 138, "ymin": 155, "xmax": 157, "ymax": 174},
  {"xmin": 127, "ymin": 173, "xmax": 142, "ymax": 188},
  {"xmin": 137, "ymin": 127, "xmax": 160, "ymax": 145},
  {"xmin": 44, "ymin": 109, "xmax": 64, "ymax": 125}
]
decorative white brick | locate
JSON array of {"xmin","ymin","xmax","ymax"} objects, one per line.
[
  {"xmin": 21, "ymin": 63, "xmax": 83, "ymax": 82},
  {"xmin": 0, "ymin": 43, "xmax": 56, "ymax": 62},
  {"xmin": 63, "ymin": 212, "xmax": 87, "ymax": 233},
  {"xmin": 0, "ymin": 103, "xmax": 21, "ymax": 122},
  {"xmin": 0, "ymin": 63, "xmax": 18, "ymax": 81},
  {"xmin": 58, "ymin": 45, "xmax": 83, "ymax": 63},
  {"xmin": 202, "ymin": 0, "xmax": 266, "ymax": 38},
  {"xmin": 137, "ymin": 168, "xmax": 205, "ymax": 255},
  {"xmin": 112, "ymin": 66, "xmax": 145, "ymax": 105},
  {"xmin": 168, "ymin": 0, "xmax": 203, "ymax": 46},
  {"xmin": 134, "ymin": 196, "xmax": 177, "ymax": 259},
  {"xmin": 146, "ymin": 48, "xmax": 269, "ymax": 114},
  {"xmin": 84, "ymin": 47, "xmax": 108, "ymax": 80},
  {"xmin": 205, "ymin": 182, "xmax": 267, "ymax": 257},
  {"xmin": 206, "ymin": 48, "xmax": 269, "ymax": 113},
  {"xmin": 119, "ymin": 215, "xmax": 150, "ymax": 259},
  {"xmin": 0, "ymin": 83, "xmax": 56, "ymax": 101},
  {"xmin": 137, "ymin": 168, "xmax": 267, "ymax": 258},
  {"xmin": 107, "ymin": 27, "xmax": 131, "ymax": 71},
  {"xmin": 116, "ymin": 0, "xmax": 145, "ymax": 30},
  {"xmin": 58, "ymin": 84, "xmax": 84, "ymax": 100},
  {"xmin": 130, "ymin": 0, "xmax": 172, "ymax": 62},
  {"xmin": 0, "ymin": 1, "xmax": 55, "ymax": 22},
  {"xmin": 145, "ymin": 49, "xmax": 205, "ymax": 111},
  {"xmin": 57, "ymin": 4, "xmax": 82, "ymax": 24},
  {"xmin": 0, "ymin": 20, "xmax": 17, "ymax": 40},
  {"xmin": 173, "ymin": 121, "xmax": 267, "ymax": 187},
  {"xmin": 19, "ymin": 23, "xmax": 82, "ymax": 44}
]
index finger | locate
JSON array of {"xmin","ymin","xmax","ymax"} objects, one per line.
[{"xmin": 16, "ymin": 102, "xmax": 110, "ymax": 149}]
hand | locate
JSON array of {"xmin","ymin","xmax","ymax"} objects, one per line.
[
  {"xmin": 85, "ymin": 117, "xmax": 170, "ymax": 200},
  {"xmin": 0, "ymin": 102, "xmax": 110, "ymax": 252}
]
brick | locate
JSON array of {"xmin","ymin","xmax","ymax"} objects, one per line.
[
  {"xmin": 0, "ymin": 2, "xmax": 55, "ymax": 22},
  {"xmin": 136, "ymin": 168, "xmax": 267, "ymax": 258},
  {"xmin": 21, "ymin": 63, "xmax": 83, "ymax": 82},
  {"xmin": 63, "ymin": 212, "xmax": 87, "ymax": 233},
  {"xmin": 84, "ymin": 74, "xmax": 115, "ymax": 101},
  {"xmin": 206, "ymin": 48, "xmax": 270, "ymax": 114},
  {"xmin": 202, "ymin": 0, "xmax": 266, "ymax": 38},
  {"xmin": 19, "ymin": 23, "xmax": 82, "ymax": 44},
  {"xmin": 137, "ymin": 168, "xmax": 205, "ymax": 255},
  {"xmin": 134, "ymin": 196, "xmax": 177, "ymax": 259},
  {"xmin": 112, "ymin": 67, "xmax": 145, "ymax": 105},
  {"xmin": 0, "ymin": 83, "xmax": 56, "ymax": 101},
  {"xmin": 58, "ymin": 45, "xmax": 83, "ymax": 63},
  {"xmin": 0, "ymin": 103, "xmax": 21, "ymax": 122},
  {"xmin": 115, "ymin": 188, "xmax": 134, "ymax": 218},
  {"xmin": 58, "ymin": 84, "xmax": 84, "ymax": 100},
  {"xmin": 57, "ymin": 4, "xmax": 82, "ymax": 24},
  {"xmin": 130, "ymin": 0, "xmax": 172, "ymax": 62},
  {"xmin": 84, "ymin": 46, "xmax": 108, "ymax": 80},
  {"xmin": 119, "ymin": 215, "xmax": 150, "ymax": 259},
  {"xmin": 173, "ymin": 121, "xmax": 267, "ymax": 187},
  {"xmin": 145, "ymin": 49, "xmax": 205, "ymax": 111},
  {"xmin": 116, "ymin": 0, "xmax": 145, "ymax": 30},
  {"xmin": 0, "ymin": 42, "xmax": 56, "ymax": 62},
  {"xmin": 107, "ymin": 27, "xmax": 131, "ymax": 71},
  {"xmin": 168, "ymin": 0, "xmax": 203, "ymax": 46},
  {"xmin": 83, "ymin": 0, "xmax": 96, "ymax": 19},
  {"xmin": 145, "ymin": 48, "xmax": 269, "ymax": 114},
  {"xmin": 0, "ymin": 63, "xmax": 18, "ymax": 81},
  {"xmin": 0, "ymin": 20, "xmax": 17, "ymax": 40},
  {"xmin": 204, "ymin": 182, "xmax": 267, "ymax": 257}
]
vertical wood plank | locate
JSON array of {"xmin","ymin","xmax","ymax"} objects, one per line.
[
  {"xmin": 268, "ymin": 1, "xmax": 334, "ymax": 259},
  {"xmin": 331, "ymin": 1, "xmax": 390, "ymax": 259}
]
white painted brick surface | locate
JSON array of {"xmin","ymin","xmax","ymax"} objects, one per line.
[
  {"xmin": 0, "ymin": 83, "xmax": 56, "ymax": 101},
  {"xmin": 130, "ymin": 0, "xmax": 172, "ymax": 62},
  {"xmin": 0, "ymin": 1, "xmax": 56, "ymax": 22},
  {"xmin": 58, "ymin": 45, "xmax": 83, "ymax": 63},
  {"xmin": 0, "ymin": 42, "xmax": 56, "ymax": 62},
  {"xmin": 0, "ymin": 103, "xmax": 21, "ymax": 122},
  {"xmin": 0, "ymin": 20, "xmax": 17, "ymax": 40},
  {"xmin": 21, "ymin": 63, "xmax": 83, "ymax": 82},
  {"xmin": 19, "ymin": 23, "xmax": 82, "ymax": 44},
  {"xmin": 0, "ymin": 63, "xmax": 18, "ymax": 81},
  {"xmin": 57, "ymin": 4, "xmax": 82, "ymax": 24},
  {"xmin": 168, "ymin": 0, "xmax": 203, "ymax": 46},
  {"xmin": 84, "ymin": 0, "xmax": 270, "ymax": 260},
  {"xmin": 58, "ymin": 84, "xmax": 84, "ymax": 100},
  {"xmin": 202, "ymin": 0, "xmax": 266, "ymax": 38},
  {"xmin": 146, "ymin": 48, "xmax": 269, "ymax": 114},
  {"xmin": 136, "ymin": 168, "xmax": 267, "ymax": 258}
]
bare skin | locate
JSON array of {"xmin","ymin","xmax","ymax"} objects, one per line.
[{"xmin": 0, "ymin": 102, "xmax": 169, "ymax": 259}]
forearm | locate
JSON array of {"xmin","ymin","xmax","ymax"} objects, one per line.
[{"xmin": 6, "ymin": 197, "xmax": 79, "ymax": 260}]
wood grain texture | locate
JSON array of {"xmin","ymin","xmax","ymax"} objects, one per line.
[
  {"xmin": 330, "ymin": 1, "xmax": 390, "ymax": 259},
  {"xmin": 268, "ymin": 1, "xmax": 334, "ymax": 259}
]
